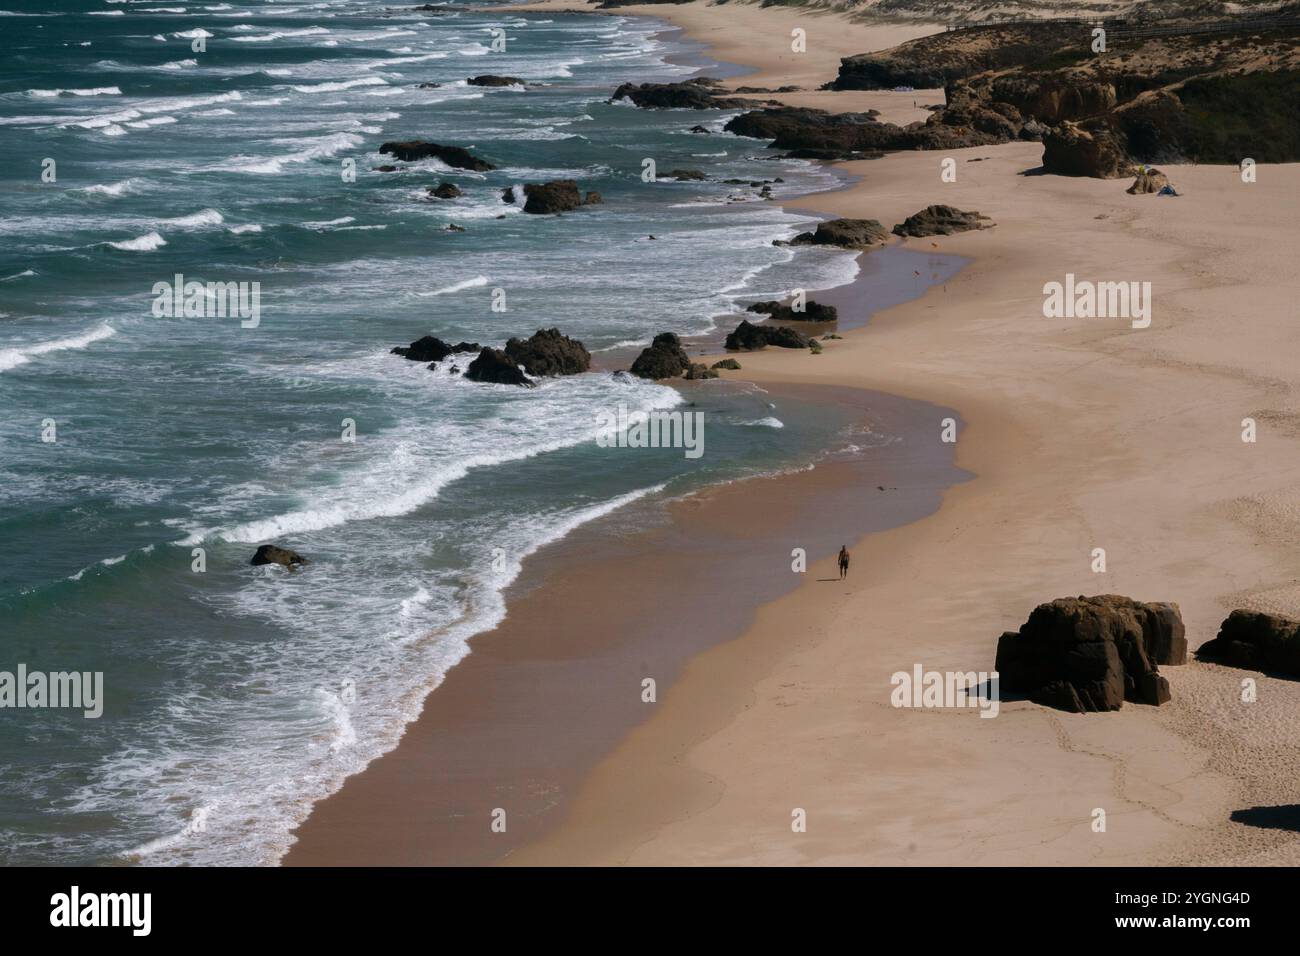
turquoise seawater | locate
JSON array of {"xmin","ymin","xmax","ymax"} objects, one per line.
[{"xmin": 0, "ymin": 0, "xmax": 931, "ymax": 865}]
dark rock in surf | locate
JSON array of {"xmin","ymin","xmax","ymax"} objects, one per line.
[
  {"xmin": 467, "ymin": 74, "xmax": 525, "ymax": 87},
  {"xmin": 464, "ymin": 347, "xmax": 534, "ymax": 387},
  {"xmin": 747, "ymin": 300, "xmax": 838, "ymax": 323},
  {"xmin": 522, "ymin": 179, "xmax": 585, "ymax": 214},
  {"xmin": 250, "ymin": 544, "xmax": 308, "ymax": 570},
  {"xmin": 428, "ymin": 182, "xmax": 463, "ymax": 199},
  {"xmin": 379, "ymin": 140, "xmax": 496, "ymax": 171},
  {"xmin": 504, "ymin": 328, "xmax": 591, "ymax": 377}
]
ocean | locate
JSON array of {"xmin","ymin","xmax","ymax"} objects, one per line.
[{"xmin": 0, "ymin": 0, "xmax": 958, "ymax": 865}]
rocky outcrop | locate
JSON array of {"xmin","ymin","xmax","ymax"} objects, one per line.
[
  {"xmin": 1198, "ymin": 610, "xmax": 1300, "ymax": 677},
  {"xmin": 724, "ymin": 320, "xmax": 810, "ymax": 351},
  {"xmin": 892, "ymin": 205, "xmax": 993, "ymax": 237},
  {"xmin": 391, "ymin": 336, "xmax": 480, "ymax": 363},
  {"xmin": 428, "ymin": 182, "xmax": 462, "ymax": 200},
  {"xmin": 995, "ymin": 595, "xmax": 1186, "ymax": 712},
  {"xmin": 684, "ymin": 363, "xmax": 718, "ymax": 380},
  {"xmin": 503, "ymin": 328, "xmax": 591, "ymax": 377},
  {"xmin": 787, "ymin": 218, "xmax": 890, "ymax": 250},
  {"xmin": 629, "ymin": 332, "xmax": 691, "ymax": 380},
  {"xmin": 464, "ymin": 347, "xmax": 534, "ymax": 387},
  {"xmin": 521, "ymin": 180, "xmax": 601, "ymax": 215},
  {"xmin": 665, "ymin": 168, "xmax": 705, "ymax": 181},
  {"xmin": 748, "ymin": 300, "xmax": 838, "ymax": 323},
  {"xmin": 379, "ymin": 141, "xmax": 495, "ymax": 171},
  {"xmin": 467, "ymin": 74, "xmax": 524, "ymax": 87},
  {"xmin": 1126, "ymin": 166, "xmax": 1169, "ymax": 194},
  {"xmin": 711, "ymin": 358, "xmax": 742, "ymax": 370},
  {"xmin": 1041, "ymin": 120, "xmax": 1132, "ymax": 178},
  {"xmin": 501, "ymin": 186, "xmax": 516, "ymax": 204},
  {"xmin": 250, "ymin": 544, "xmax": 308, "ymax": 570},
  {"xmin": 610, "ymin": 78, "xmax": 752, "ymax": 110},
  {"xmin": 584, "ymin": 191, "xmax": 603, "ymax": 205}
]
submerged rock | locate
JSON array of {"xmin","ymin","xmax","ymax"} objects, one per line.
[
  {"xmin": 629, "ymin": 332, "xmax": 691, "ymax": 380},
  {"xmin": 1198, "ymin": 610, "xmax": 1300, "ymax": 677},
  {"xmin": 504, "ymin": 328, "xmax": 591, "ymax": 377},
  {"xmin": 379, "ymin": 140, "xmax": 495, "ymax": 171},
  {"xmin": 724, "ymin": 320, "xmax": 810, "ymax": 351},
  {"xmin": 995, "ymin": 595, "xmax": 1185, "ymax": 712},
  {"xmin": 392, "ymin": 336, "xmax": 480, "ymax": 363},
  {"xmin": 467, "ymin": 74, "xmax": 524, "ymax": 87},
  {"xmin": 428, "ymin": 182, "xmax": 463, "ymax": 200},
  {"xmin": 464, "ymin": 347, "xmax": 534, "ymax": 387},
  {"xmin": 892, "ymin": 204, "xmax": 994, "ymax": 237},
  {"xmin": 250, "ymin": 544, "xmax": 308, "ymax": 570},
  {"xmin": 666, "ymin": 168, "xmax": 706, "ymax": 181}
]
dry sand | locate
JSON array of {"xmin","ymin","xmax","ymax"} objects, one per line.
[{"xmin": 498, "ymin": 2, "xmax": 1300, "ymax": 865}]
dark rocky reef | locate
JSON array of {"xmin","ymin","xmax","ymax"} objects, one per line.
[
  {"xmin": 995, "ymin": 595, "xmax": 1186, "ymax": 712},
  {"xmin": 467, "ymin": 74, "xmax": 524, "ymax": 87},
  {"xmin": 379, "ymin": 141, "xmax": 495, "ymax": 171},
  {"xmin": 250, "ymin": 544, "xmax": 308, "ymax": 570},
  {"xmin": 610, "ymin": 77, "xmax": 754, "ymax": 110},
  {"xmin": 522, "ymin": 180, "xmax": 602, "ymax": 214},
  {"xmin": 428, "ymin": 182, "xmax": 462, "ymax": 200},
  {"xmin": 892, "ymin": 204, "xmax": 993, "ymax": 237},
  {"xmin": 391, "ymin": 336, "xmax": 480, "ymax": 364},
  {"xmin": 747, "ymin": 300, "xmax": 838, "ymax": 323},
  {"xmin": 503, "ymin": 328, "xmax": 591, "ymax": 377},
  {"xmin": 1198, "ymin": 610, "xmax": 1300, "ymax": 677},
  {"xmin": 629, "ymin": 332, "xmax": 691, "ymax": 380},
  {"xmin": 724, "ymin": 320, "xmax": 811, "ymax": 351},
  {"xmin": 465, "ymin": 347, "xmax": 534, "ymax": 387}
]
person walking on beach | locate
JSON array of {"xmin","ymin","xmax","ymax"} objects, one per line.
[{"xmin": 838, "ymin": 545, "xmax": 850, "ymax": 580}]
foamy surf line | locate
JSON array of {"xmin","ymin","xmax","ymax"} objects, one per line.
[{"xmin": 0, "ymin": 323, "xmax": 116, "ymax": 373}]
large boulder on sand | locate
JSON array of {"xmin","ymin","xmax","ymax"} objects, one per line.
[
  {"xmin": 464, "ymin": 347, "xmax": 534, "ymax": 387},
  {"xmin": 1040, "ymin": 120, "xmax": 1131, "ymax": 178},
  {"xmin": 378, "ymin": 141, "xmax": 495, "ymax": 171},
  {"xmin": 523, "ymin": 180, "xmax": 584, "ymax": 214},
  {"xmin": 250, "ymin": 544, "xmax": 308, "ymax": 569},
  {"xmin": 724, "ymin": 320, "xmax": 811, "ymax": 351},
  {"xmin": 787, "ymin": 218, "xmax": 890, "ymax": 250},
  {"xmin": 629, "ymin": 332, "xmax": 691, "ymax": 380},
  {"xmin": 1197, "ymin": 610, "xmax": 1300, "ymax": 676},
  {"xmin": 504, "ymin": 328, "xmax": 591, "ymax": 377},
  {"xmin": 892, "ymin": 204, "xmax": 994, "ymax": 237},
  {"xmin": 995, "ymin": 595, "xmax": 1185, "ymax": 712}
]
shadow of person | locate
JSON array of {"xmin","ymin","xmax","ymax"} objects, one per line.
[{"xmin": 1229, "ymin": 804, "xmax": 1300, "ymax": 832}]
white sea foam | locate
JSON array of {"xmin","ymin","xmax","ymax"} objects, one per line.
[
  {"xmin": 1, "ymin": 269, "xmax": 37, "ymax": 282},
  {"xmin": 226, "ymin": 223, "xmax": 262, "ymax": 234},
  {"xmin": 0, "ymin": 323, "xmax": 116, "ymax": 373},
  {"xmin": 76, "ymin": 179, "xmax": 142, "ymax": 197},
  {"xmin": 160, "ymin": 208, "xmax": 223, "ymax": 228},
  {"xmin": 416, "ymin": 275, "xmax": 489, "ymax": 297},
  {"xmin": 289, "ymin": 76, "xmax": 386, "ymax": 93},
  {"xmin": 741, "ymin": 417, "xmax": 785, "ymax": 429},
  {"xmin": 28, "ymin": 86, "xmax": 121, "ymax": 97},
  {"xmin": 107, "ymin": 231, "xmax": 166, "ymax": 251}
]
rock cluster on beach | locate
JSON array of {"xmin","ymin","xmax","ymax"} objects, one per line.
[
  {"xmin": 995, "ymin": 595, "xmax": 1186, "ymax": 712},
  {"xmin": 784, "ymin": 217, "xmax": 890, "ymax": 251},
  {"xmin": 747, "ymin": 300, "xmax": 838, "ymax": 323},
  {"xmin": 1198, "ymin": 610, "xmax": 1300, "ymax": 677},
  {"xmin": 724, "ymin": 320, "xmax": 811, "ymax": 351},
  {"xmin": 629, "ymin": 332, "xmax": 691, "ymax": 380},
  {"xmin": 723, "ymin": 19, "xmax": 1300, "ymax": 174},
  {"xmin": 504, "ymin": 328, "xmax": 591, "ymax": 377},
  {"xmin": 379, "ymin": 141, "xmax": 495, "ymax": 171},
  {"xmin": 892, "ymin": 205, "xmax": 994, "ymax": 238}
]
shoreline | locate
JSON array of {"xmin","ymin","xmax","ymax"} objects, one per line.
[
  {"xmin": 283, "ymin": 5, "xmax": 964, "ymax": 865},
  {"xmin": 292, "ymin": 1, "xmax": 1300, "ymax": 867}
]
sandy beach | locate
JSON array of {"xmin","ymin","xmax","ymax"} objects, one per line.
[{"xmin": 289, "ymin": 1, "xmax": 1300, "ymax": 866}]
